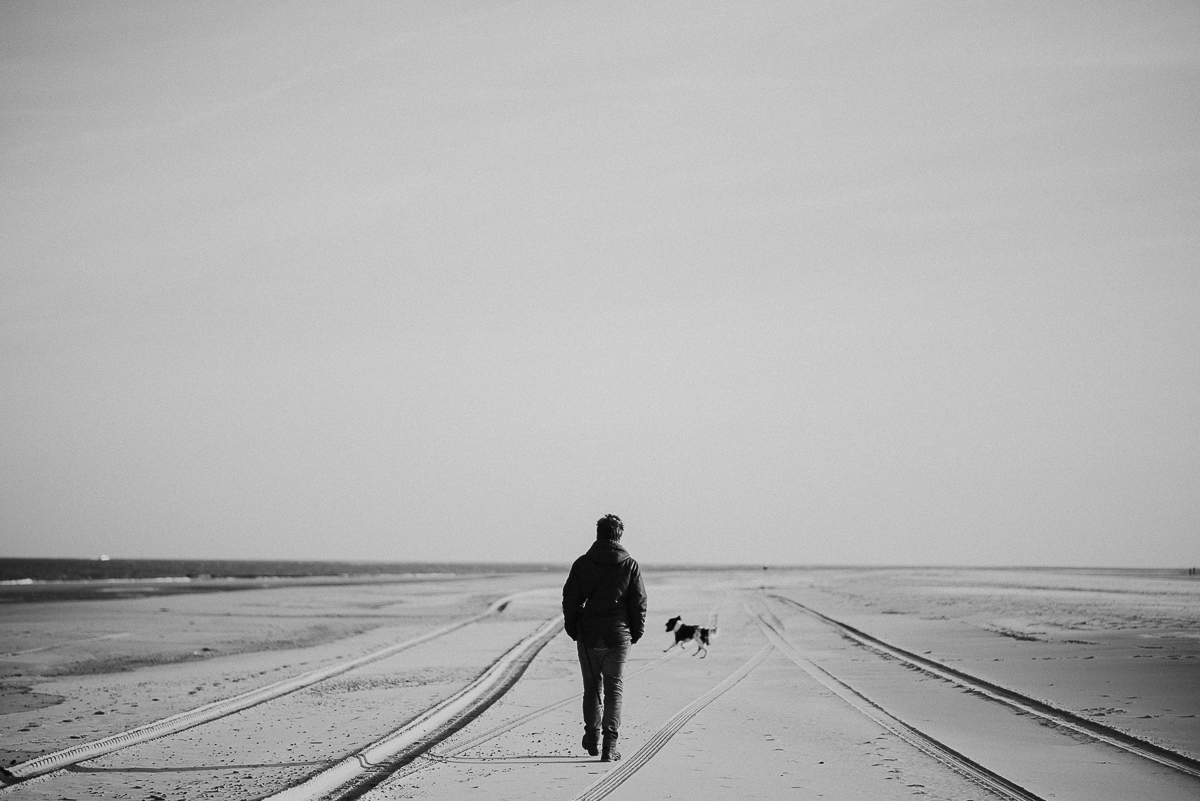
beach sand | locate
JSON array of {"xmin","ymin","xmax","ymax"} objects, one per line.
[{"xmin": 1, "ymin": 568, "xmax": 1197, "ymax": 799}]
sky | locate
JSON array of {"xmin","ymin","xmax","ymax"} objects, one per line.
[{"xmin": 2, "ymin": 1, "xmax": 1198, "ymax": 567}]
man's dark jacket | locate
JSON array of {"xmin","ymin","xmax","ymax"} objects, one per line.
[{"xmin": 562, "ymin": 538, "xmax": 647, "ymax": 647}]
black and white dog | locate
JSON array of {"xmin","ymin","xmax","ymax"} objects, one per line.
[{"xmin": 664, "ymin": 616, "xmax": 717, "ymax": 658}]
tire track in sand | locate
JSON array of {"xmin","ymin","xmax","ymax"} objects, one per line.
[
  {"xmin": 567, "ymin": 642, "xmax": 775, "ymax": 801},
  {"xmin": 769, "ymin": 594, "xmax": 1200, "ymax": 781},
  {"xmin": 375, "ymin": 594, "xmax": 737, "ymax": 795},
  {"xmin": 368, "ymin": 593, "xmax": 728, "ymax": 795},
  {"xmin": 0, "ymin": 592, "xmax": 530, "ymax": 787},
  {"xmin": 750, "ymin": 604, "xmax": 1045, "ymax": 801},
  {"xmin": 265, "ymin": 614, "xmax": 564, "ymax": 801},
  {"xmin": 425, "ymin": 647, "xmax": 682, "ymax": 765}
]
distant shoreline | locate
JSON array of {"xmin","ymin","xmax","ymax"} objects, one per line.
[
  {"xmin": 0, "ymin": 558, "xmax": 560, "ymax": 603},
  {"xmin": 0, "ymin": 557, "xmax": 567, "ymax": 584},
  {"xmin": 2, "ymin": 557, "xmax": 1195, "ymax": 582},
  {"xmin": 1, "ymin": 558, "xmax": 1195, "ymax": 604}
]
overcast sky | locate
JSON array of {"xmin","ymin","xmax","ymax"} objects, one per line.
[{"xmin": 2, "ymin": 1, "xmax": 1198, "ymax": 567}]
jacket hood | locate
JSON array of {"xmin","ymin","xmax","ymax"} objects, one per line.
[{"xmin": 586, "ymin": 538, "xmax": 630, "ymax": 565}]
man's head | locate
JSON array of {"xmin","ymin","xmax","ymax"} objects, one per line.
[{"xmin": 596, "ymin": 514, "xmax": 624, "ymax": 541}]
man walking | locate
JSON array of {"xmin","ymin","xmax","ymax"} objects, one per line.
[{"xmin": 562, "ymin": 514, "xmax": 647, "ymax": 762}]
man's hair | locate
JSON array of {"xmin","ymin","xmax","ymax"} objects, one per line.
[{"xmin": 596, "ymin": 514, "xmax": 624, "ymax": 541}]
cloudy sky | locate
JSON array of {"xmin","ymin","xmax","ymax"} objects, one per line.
[{"xmin": 2, "ymin": 1, "xmax": 1198, "ymax": 567}]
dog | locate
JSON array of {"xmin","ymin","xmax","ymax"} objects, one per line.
[{"xmin": 664, "ymin": 616, "xmax": 717, "ymax": 658}]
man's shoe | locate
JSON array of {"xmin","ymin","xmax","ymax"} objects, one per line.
[
  {"xmin": 582, "ymin": 730, "xmax": 599, "ymax": 757},
  {"xmin": 601, "ymin": 737, "xmax": 621, "ymax": 762}
]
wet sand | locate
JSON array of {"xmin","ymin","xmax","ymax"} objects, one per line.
[{"xmin": 1, "ymin": 568, "xmax": 1197, "ymax": 799}]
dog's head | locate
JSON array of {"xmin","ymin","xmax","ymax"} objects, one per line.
[{"xmin": 665, "ymin": 616, "xmax": 681, "ymax": 632}]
